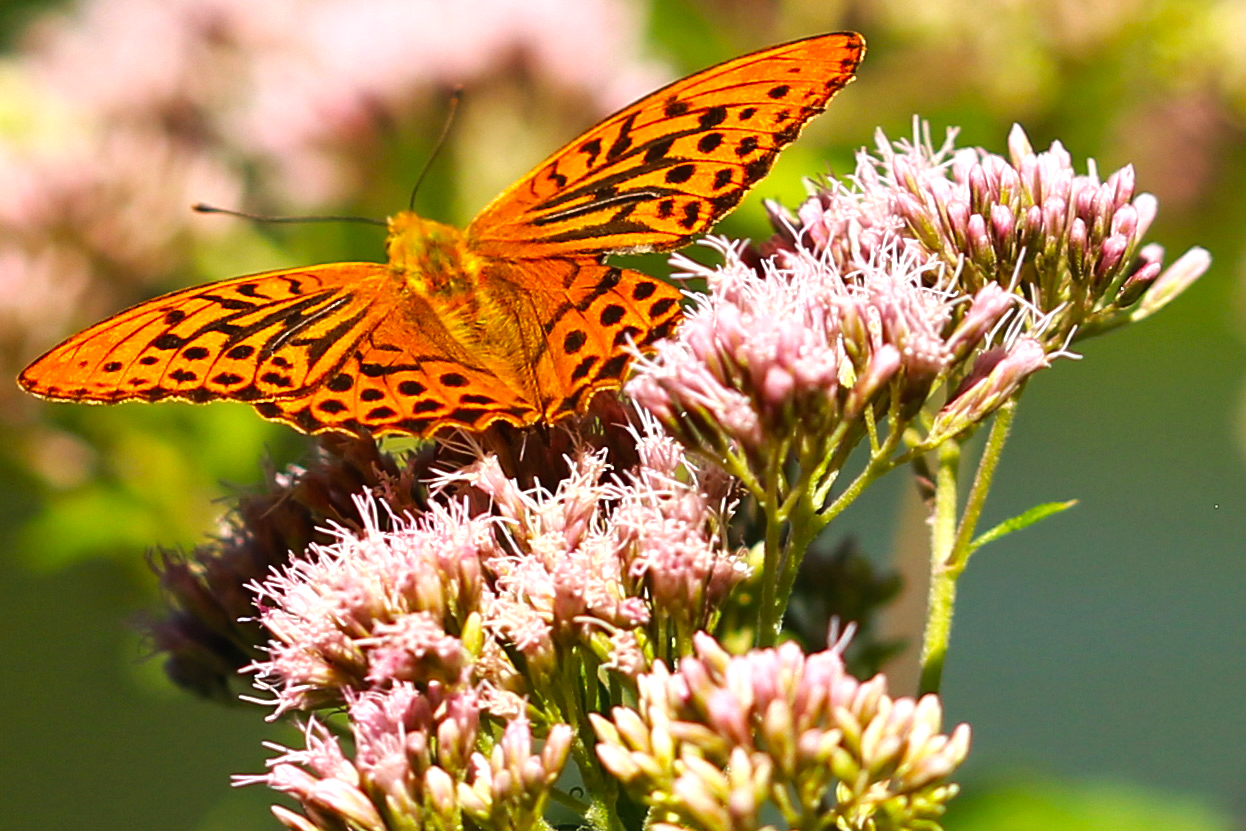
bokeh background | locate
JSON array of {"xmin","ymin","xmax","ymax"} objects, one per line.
[{"xmin": 0, "ymin": 1, "xmax": 1242, "ymax": 829}]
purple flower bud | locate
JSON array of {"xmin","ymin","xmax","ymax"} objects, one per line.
[
  {"xmin": 1110, "ymin": 204, "xmax": 1138, "ymax": 240},
  {"xmin": 1095, "ymin": 233, "xmax": 1128, "ymax": 280},
  {"xmin": 968, "ymin": 164, "xmax": 992, "ymax": 212},
  {"xmin": 1048, "ymin": 138, "xmax": 1073, "ymax": 172},
  {"xmin": 424, "ymin": 767, "xmax": 457, "ymax": 819},
  {"xmin": 1073, "ymin": 180, "xmax": 1096, "ymax": 222},
  {"xmin": 1068, "ymin": 217, "xmax": 1089, "ymax": 270},
  {"xmin": 308, "ymin": 778, "xmax": 386, "ymax": 831},
  {"xmin": 944, "ymin": 284, "xmax": 1015, "ymax": 358},
  {"xmin": 270, "ymin": 805, "xmax": 320, "ymax": 831},
  {"xmin": 995, "ymin": 159, "xmax": 1021, "ymax": 205},
  {"xmin": 990, "ymin": 203, "xmax": 1015, "ymax": 252},
  {"xmin": 1107, "ymin": 164, "xmax": 1135, "ymax": 208},
  {"xmin": 1133, "ymin": 192, "xmax": 1157, "ymax": 239},
  {"xmin": 1023, "ymin": 203, "xmax": 1043, "ymax": 247},
  {"xmin": 844, "ymin": 344, "xmax": 901, "ymax": 419},
  {"xmin": 1091, "ymin": 185, "xmax": 1116, "ymax": 235},
  {"xmin": 945, "ymin": 199, "xmax": 971, "ymax": 248},
  {"xmin": 951, "ymin": 147, "xmax": 978, "ymax": 184},
  {"xmin": 597, "ymin": 631, "xmax": 969, "ymax": 830},
  {"xmin": 1041, "ymin": 196, "xmax": 1067, "ymax": 245},
  {"xmin": 1007, "ymin": 123, "xmax": 1034, "ymax": 166},
  {"xmin": 891, "ymin": 154, "xmax": 919, "ymax": 194},
  {"xmin": 966, "ymin": 212, "xmax": 993, "ymax": 265},
  {"xmin": 931, "ymin": 338, "xmax": 1050, "ymax": 441}
]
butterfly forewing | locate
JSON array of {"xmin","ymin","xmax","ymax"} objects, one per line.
[
  {"xmin": 19, "ymin": 264, "xmax": 394, "ymax": 404},
  {"xmin": 466, "ymin": 31, "xmax": 864, "ymax": 259}
]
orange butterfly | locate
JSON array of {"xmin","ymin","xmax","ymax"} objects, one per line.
[{"xmin": 19, "ymin": 32, "xmax": 864, "ymax": 437}]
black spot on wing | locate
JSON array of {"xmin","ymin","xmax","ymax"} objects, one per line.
[
  {"xmin": 664, "ymin": 164, "xmax": 695, "ymax": 184},
  {"xmin": 579, "ymin": 137, "xmax": 602, "ymax": 166},
  {"xmin": 599, "ymin": 304, "xmax": 626, "ymax": 326},
  {"xmin": 698, "ymin": 106, "xmax": 727, "ymax": 128},
  {"xmin": 398, "ymin": 380, "xmax": 425, "ymax": 396},
  {"xmin": 644, "ymin": 136, "xmax": 675, "ymax": 164},
  {"xmin": 571, "ymin": 356, "xmax": 597, "ymax": 381},
  {"xmin": 663, "ymin": 97, "xmax": 689, "ymax": 118},
  {"xmin": 632, "ymin": 281, "xmax": 657, "ymax": 301},
  {"xmin": 679, "ymin": 201, "xmax": 701, "ymax": 230},
  {"xmin": 564, "ymin": 330, "xmax": 587, "ymax": 354},
  {"xmin": 697, "ymin": 132, "xmax": 724, "ymax": 153},
  {"xmin": 595, "ymin": 354, "xmax": 629, "ymax": 380}
]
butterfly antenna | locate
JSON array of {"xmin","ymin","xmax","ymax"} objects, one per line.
[
  {"xmin": 409, "ymin": 86, "xmax": 463, "ymax": 211},
  {"xmin": 192, "ymin": 204, "xmax": 387, "ymax": 227}
]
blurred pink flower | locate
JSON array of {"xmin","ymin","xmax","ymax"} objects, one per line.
[{"xmin": 3, "ymin": 0, "xmax": 663, "ymax": 416}]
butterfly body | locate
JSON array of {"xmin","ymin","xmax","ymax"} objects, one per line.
[{"xmin": 19, "ymin": 32, "xmax": 865, "ymax": 437}]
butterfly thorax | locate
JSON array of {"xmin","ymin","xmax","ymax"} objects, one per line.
[
  {"xmin": 384, "ymin": 211, "xmax": 528, "ymax": 383},
  {"xmin": 385, "ymin": 211, "xmax": 481, "ymax": 299}
]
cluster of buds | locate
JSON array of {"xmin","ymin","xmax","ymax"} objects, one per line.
[
  {"xmin": 182, "ymin": 122, "xmax": 1210, "ymax": 831},
  {"xmin": 785, "ymin": 122, "xmax": 1210, "ymax": 346},
  {"xmin": 592, "ymin": 631, "xmax": 970, "ymax": 831},
  {"xmin": 446, "ymin": 422, "xmax": 746, "ymax": 669}
]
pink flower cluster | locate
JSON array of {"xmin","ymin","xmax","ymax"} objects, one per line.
[
  {"xmin": 782, "ymin": 122, "xmax": 1210, "ymax": 344},
  {"xmin": 240, "ymin": 682, "xmax": 571, "ymax": 831},
  {"xmin": 240, "ymin": 424, "xmax": 746, "ymax": 829},
  {"xmin": 630, "ymin": 123, "xmax": 1209, "ymax": 467},
  {"xmin": 628, "ymin": 240, "xmax": 1022, "ymax": 460},
  {"xmin": 592, "ymin": 631, "xmax": 970, "ymax": 831}
]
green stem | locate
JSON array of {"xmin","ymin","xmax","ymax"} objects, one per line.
[
  {"xmin": 548, "ymin": 786, "xmax": 593, "ymax": 817},
  {"xmin": 756, "ymin": 467, "xmax": 787, "ymax": 648},
  {"xmin": 948, "ymin": 399, "xmax": 1016, "ymax": 572},
  {"xmin": 918, "ymin": 438, "xmax": 961, "ymax": 696},
  {"xmin": 549, "ymin": 651, "xmax": 625, "ymax": 831},
  {"xmin": 818, "ymin": 427, "xmax": 903, "ymax": 527}
]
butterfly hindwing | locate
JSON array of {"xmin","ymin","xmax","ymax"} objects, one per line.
[
  {"xmin": 466, "ymin": 31, "xmax": 864, "ymax": 259},
  {"xmin": 250, "ymin": 283, "xmax": 544, "ymax": 436},
  {"xmin": 485, "ymin": 258, "xmax": 683, "ymax": 421},
  {"xmin": 254, "ymin": 259, "xmax": 682, "ymax": 436}
]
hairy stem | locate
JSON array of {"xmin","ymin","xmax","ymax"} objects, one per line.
[
  {"xmin": 949, "ymin": 399, "xmax": 1017, "ymax": 571},
  {"xmin": 919, "ymin": 438, "xmax": 961, "ymax": 696}
]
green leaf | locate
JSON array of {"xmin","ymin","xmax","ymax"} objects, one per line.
[{"xmin": 968, "ymin": 500, "xmax": 1078, "ymax": 554}]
